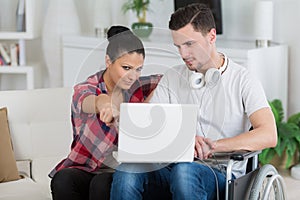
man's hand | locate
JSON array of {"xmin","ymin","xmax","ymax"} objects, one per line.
[{"xmin": 194, "ymin": 136, "xmax": 216, "ymax": 159}]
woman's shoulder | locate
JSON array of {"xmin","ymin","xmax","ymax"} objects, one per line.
[
  {"xmin": 139, "ymin": 73, "xmax": 163, "ymax": 82},
  {"xmin": 76, "ymin": 70, "xmax": 105, "ymax": 86}
]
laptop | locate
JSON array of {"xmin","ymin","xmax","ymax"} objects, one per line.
[{"xmin": 114, "ymin": 103, "xmax": 198, "ymax": 163}]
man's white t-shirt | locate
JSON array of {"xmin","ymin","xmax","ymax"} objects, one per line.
[{"xmin": 150, "ymin": 58, "xmax": 269, "ymax": 178}]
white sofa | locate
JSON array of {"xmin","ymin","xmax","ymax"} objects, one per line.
[{"xmin": 0, "ymin": 87, "xmax": 73, "ymax": 200}]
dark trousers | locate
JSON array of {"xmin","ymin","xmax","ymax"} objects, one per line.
[{"xmin": 51, "ymin": 168, "xmax": 113, "ymax": 200}]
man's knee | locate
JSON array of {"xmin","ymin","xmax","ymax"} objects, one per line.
[
  {"xmin": 171, "ymin": 163, "xmax": 195, "ymax": 179},
  {"xmin": 113, "ymin": 171, "xmax": 145, "ymax": 187}
]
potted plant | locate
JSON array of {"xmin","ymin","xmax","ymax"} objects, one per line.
[
  {"xmin": 122, "ymin": 0, "xmax": 153, "ymax": 38},
  {"xmin": 259, "ymin": 99, "xmax": 300, "ymax": 169}
]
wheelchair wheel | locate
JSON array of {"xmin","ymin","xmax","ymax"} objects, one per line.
[{"xmin": 249, "ymin": 164, "xmax": 287, "ymax": 200}]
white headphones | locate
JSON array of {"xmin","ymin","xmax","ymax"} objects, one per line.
[{"xmin": 189, "ymin": 55, "xmax": 228, "ymax": 89}]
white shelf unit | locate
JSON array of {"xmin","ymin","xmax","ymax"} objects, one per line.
[
  {"xmin": 0, "ymin": 0, "xmax": 42, "ymax": 90},
  {"xmin": 62, "ymin": 35, "xmax": 288, "ymax": 114}
]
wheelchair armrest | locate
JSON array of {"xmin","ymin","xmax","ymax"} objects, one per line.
[
  {"xmin": 229, "ymin": 150, "xmax": 261, "ymax": 161},
  {"xmin": 203, "ymin": 150, "xmax": 261, "ymax": 162},
  {"xmin": 199, "ymin": 150, "xmax": 262, "ymax": 167}
]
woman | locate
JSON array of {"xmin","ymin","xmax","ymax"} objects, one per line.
[{"xmin": 49, "ymin": 26, "xmax": 165, "ymax": 200}]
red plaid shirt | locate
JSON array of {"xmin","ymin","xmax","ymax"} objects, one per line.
[{"xmin": 49, "ymin": 70, "xmax": 161, "ymax": 177}]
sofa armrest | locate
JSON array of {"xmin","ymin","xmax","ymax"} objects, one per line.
[{"xmin": 16, "ymin": 160, "xmax": 32, "ymax": 178}]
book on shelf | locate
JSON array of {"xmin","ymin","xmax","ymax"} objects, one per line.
[
  {"xmin": 0, "ymin": 55, "xmax": 11, "ymax": 66},
  {"xmin": 0, "ymin": 56, "xmax": 5, "ymax": 66},
  {"xmin": 0, "ymin": 43, "xmax": 11, "ymax": 65},
  {"xmin": 18, "ymin": 40, "xmax": 26, "ymax": 66},
  {"xmin": 10, "ymin": 43, "xmax": 19, "ymax": 66},
  {"xmin": 16, "ymin": 0, "xmax": 26, "ymax": 32}
]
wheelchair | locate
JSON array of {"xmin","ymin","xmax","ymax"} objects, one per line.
[
  {"xmin": 207, "ymin": 150, "xmax": 287, "ymax": 200},
  {"xmin": 96, "ymin": 151, "xmax": 287, "ymax": 200}
]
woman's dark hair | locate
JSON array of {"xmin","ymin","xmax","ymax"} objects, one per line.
[
  {"xmin": 106, "ymin": 26, "xmax": 145, "ymax": 62},
  {"xmin": 169, "ymin": 3, "xmax": 215, "ymax": 36}
]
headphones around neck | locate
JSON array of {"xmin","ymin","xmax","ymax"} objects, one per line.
[{"xmin": 189, "ymin": 55, "xmax": 228, "ymax": 89}]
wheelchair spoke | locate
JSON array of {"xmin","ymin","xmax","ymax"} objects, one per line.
[{"xmin": 249, "ymin": 164, "xmax": 287, "ymax": 200}]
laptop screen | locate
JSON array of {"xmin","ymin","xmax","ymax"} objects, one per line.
[{"xmin": 116, "ymin": 103, "xmax": 198, "ymax": 163}]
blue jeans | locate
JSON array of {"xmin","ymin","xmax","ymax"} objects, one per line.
[
  {"xmin": 110, "ymin": 163, "xmax": 171, "ymax": 200},
  {"xmin": 170, "ymin": 162, "xmax": 227, "ymax": 200},
  {"xmin": 111, "ymin": 162, "xmax": 228, "ymax": 200}
]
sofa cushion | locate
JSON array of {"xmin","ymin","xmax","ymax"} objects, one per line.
[
  {"xmin": 0, "ymin": 88, "xmax": 73, "ymax": 161},
  {"xmin": 0, "ymin": 107, "xmax": 20, "ymax": 183},
  {"xmin": 31, "ymin": 156, "xmax": 67, "ymax": 199},
  {"xmin": 0, "ymin": 177, "xmax": 47, "ymax": 200}
]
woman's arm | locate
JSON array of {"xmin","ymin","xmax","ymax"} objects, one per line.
[{"xmin": 82, "ymin": 94, "xmax": 115, "ymax": 125}]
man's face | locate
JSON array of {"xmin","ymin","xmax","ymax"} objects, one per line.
[{"xmin": 171, "ymin": 24, "xmax": 215, "ymax": 73}]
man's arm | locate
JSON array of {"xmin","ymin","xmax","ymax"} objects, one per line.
[
  {"xmin": 196, "ymin": 107, "xmax": 277, "ymax": 159},
  {"xmin": 213, "ymin": 107, "xmax": 277, "ymax": 152}
]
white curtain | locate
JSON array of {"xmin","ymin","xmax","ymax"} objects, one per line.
[{"xmin": 42, "ymin": 0, "xmax": 81, "ymax": 87}]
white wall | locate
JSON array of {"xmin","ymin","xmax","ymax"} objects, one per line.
[
  {"xmin": 73, "ymin": 0, "xmax": 174, "ymax": 35},
  {"xmin": 220, "ymin": 0, "xmax": 300, "ymax": 116},
  {"xmin": 38, "ymin": 0, "xmax": 299, "ymax": 116},
  {"xmin": 272, "ymin": 0, "xmax": 300, "ymax": 116}
]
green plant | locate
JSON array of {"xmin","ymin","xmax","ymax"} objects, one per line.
[
  {"xmin": 259, "ymin": 99, "xmax": 300, "ymax": 169},
  {"xmin": 122, "ymin": 0, "xmax": 150, "ymax": 23}
]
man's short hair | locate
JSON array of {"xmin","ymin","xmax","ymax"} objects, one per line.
[{"xmin": 169, "ymin": 3, "xmax": 216, "ymax": 35}]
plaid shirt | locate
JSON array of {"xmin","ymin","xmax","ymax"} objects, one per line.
[{"xmin": 49, "ymin": 70, "xmax": 162, "ymax": 177}]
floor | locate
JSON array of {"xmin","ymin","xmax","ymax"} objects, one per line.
[{"xmin": 279, "ymin": 170, "xmax": 300, "ymax": 200}]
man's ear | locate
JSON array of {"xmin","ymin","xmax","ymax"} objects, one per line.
[
  {"xmin": 105, "ymin": 55, "xmax": 112, "ymax": 68},
  {"xmin": 208, "ymin": 28, "xmax": 217, "ymax": 44}
]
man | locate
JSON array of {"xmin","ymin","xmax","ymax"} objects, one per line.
[{"xmin": 150, "ymin": 3, "xmax": 277, "ymax": 199}]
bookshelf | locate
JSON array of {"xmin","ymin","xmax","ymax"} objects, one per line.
[{"xmin": 0, "ymin": 0, "xmax": 41, "ymax": 90}]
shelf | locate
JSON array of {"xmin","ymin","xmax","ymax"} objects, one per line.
[
  {"xmin": 0, "ymin": 66, "xmax": 34, "ymax": 90},
  {"xmin": 0, "ymin": 31, "xmax": 36, "ymax": 40},
  {"xmin": 0, "ymin": 0, "xmax": 41, "ymax": 40},
  {"xmin": 0, "ymin": 66, "xmax": 33, "ymax": 73}
]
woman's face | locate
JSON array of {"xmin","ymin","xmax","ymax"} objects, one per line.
[{"xmin": 106, "ymin": 52, "xmax": 144, "ymax": 90}]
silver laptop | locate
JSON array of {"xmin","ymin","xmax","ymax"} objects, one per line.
[{"xmin": 114, "ymin": 103, "xmax": 198, "ymax": 163}]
